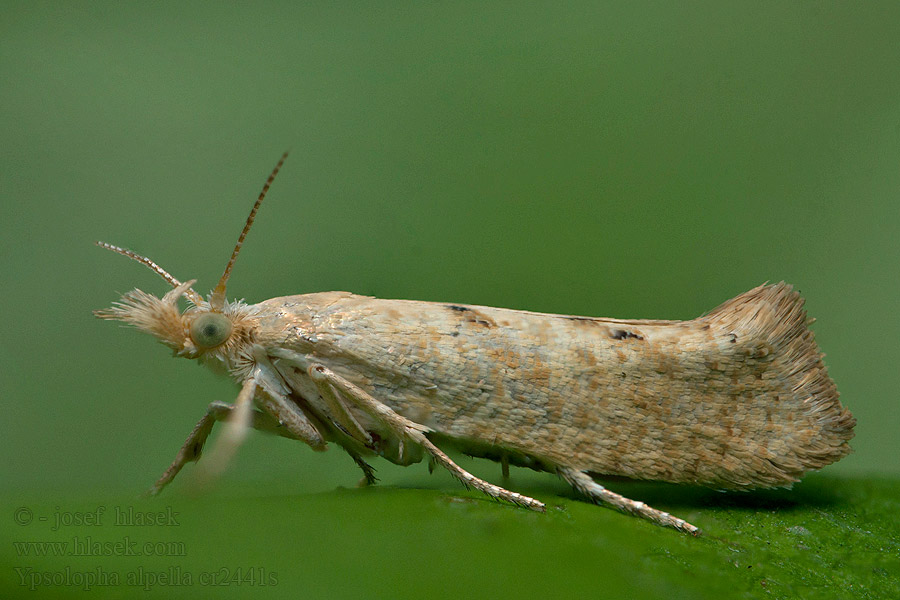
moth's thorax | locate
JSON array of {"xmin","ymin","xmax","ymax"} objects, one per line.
[{"xmin": 252, "ymin": 291, "xmax": 358, "ymax": 350}]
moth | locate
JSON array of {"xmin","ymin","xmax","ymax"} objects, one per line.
[{"xmin": 96, "ymin": 154, "xmax": 855, "ymax": 535}]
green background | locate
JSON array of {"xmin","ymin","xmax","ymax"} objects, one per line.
[{"xmin": 2, "ymin": 2, "xmax": 898, "ymax": 598}]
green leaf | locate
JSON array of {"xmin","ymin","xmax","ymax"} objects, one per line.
[{"xmin": 3, "ymin": 474, "xmax": 897, "ymax": 599}]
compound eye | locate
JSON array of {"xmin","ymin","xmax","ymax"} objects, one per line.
[{"xmin": 190, "ymin": 312, "xmax": 233, "ymax": 349}]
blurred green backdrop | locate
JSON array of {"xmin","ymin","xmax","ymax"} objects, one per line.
[{"xmin": 2, "ymin": 2, "xmax": 899, "ymax": 599}]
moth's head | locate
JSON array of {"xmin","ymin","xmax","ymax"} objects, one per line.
[
  {"xmin": 95, "ymin": 152, "xmax": 288, "ymax": 361},
  {"xmin": 94, "ymin": 273, "xmax": 251, "ymax": 360}
]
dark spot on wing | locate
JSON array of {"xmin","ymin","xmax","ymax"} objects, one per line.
[
  {"xmin": 446, "ymin": 304, "xmax": 495, "ymax": 328},
  {"xmin": 610, "ymin": 328, "xmax": 644, "ymax": 341},
  {"xmin": 563, "ymin": 315, "xmax": 600, "ymax": 323}
]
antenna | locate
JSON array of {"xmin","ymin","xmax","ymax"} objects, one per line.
[
  {"xmin": 96, "ymin": 241, "xmax": 204, "ymax": 305},
  {"xmin": 209, "ymin": 152, "xmax": 290, "ymax": 311}
]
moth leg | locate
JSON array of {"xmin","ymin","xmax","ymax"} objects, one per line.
[
  {"xmin": 201, "ymin": 402, "xmax": 308, "ymax": 440},
  {"xmin": 149, "ymin": 379, "xmax": 260, "ymax": 495},
  {"xmin": 250, "ymin": 347, "xmax": 329, "ymax": 452},
  {"xmin": 147, "ymin": 405, "xmax": 218, "ymax": 496},
  {"xmin": 191, "ymin": 378, "xmax": 258, "ymax": 488},
  {"xmin": 305, "ymin": 366, "xmax": 378, "ymax": 484},
  {"xmin": 148, "ymin": 382, "xmax": 254, "ymax": 496},
  {"xmin": 348, "ymin": 451, "xmax": 378, "ymax": 486},
  {"xmin": 207, "ymin": 401, "xmax": 305, "ymax": 439},
  {"xmin": 147, "ymin": 380, "xmax": 327, "ymax": 496},
  {"xmin": 558, "ymin": 467, "xmax": 701, "ymax": 536},
  {"xmin": 308, "ymin": 369, "xmax": 373, "ymax": 446},
  {"xmin": 308, "ymin": 364, "xmax": 546, "ymax": 512},
  {"xmin": 252, "ymin": 388, "xmax": 328, "ymax": 452}
]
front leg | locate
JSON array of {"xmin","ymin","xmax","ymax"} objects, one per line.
[
  {"xmin": 307, "ymin": 364, "xmax": 546, "ymax": 512},
  {"xmin": 148, "ymin": 378, "xmax": 327, "ymax": 496},
  {"xmin": 146, "ymin": 402, "xmax": 220, "ymax": 497}
]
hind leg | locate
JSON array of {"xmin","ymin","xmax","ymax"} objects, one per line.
[
  {"xmin": 307, "ymin": 364, "xmax": 545, "ymax": 511},
  {"xmin": 559, "ymin": 467, "xmax": 700, "ymax": 535}
]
